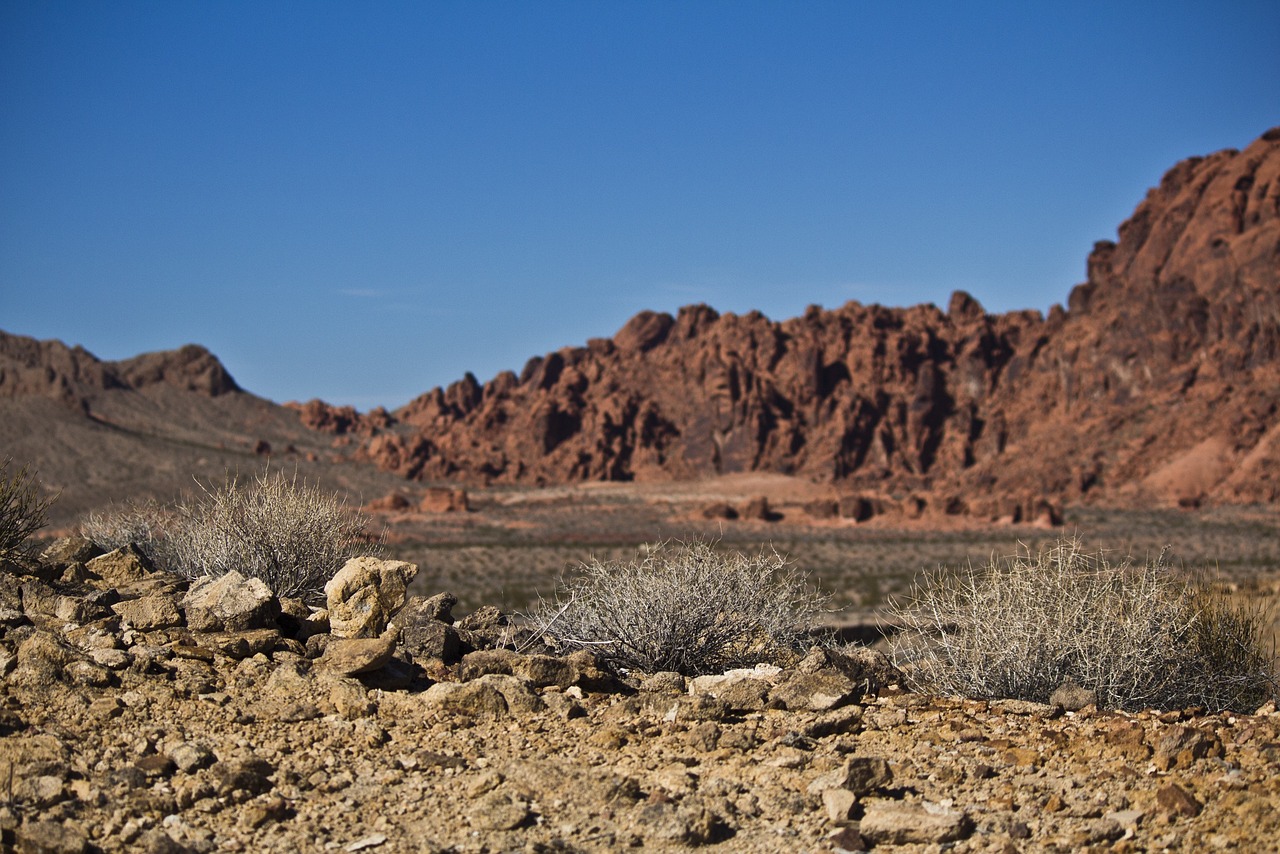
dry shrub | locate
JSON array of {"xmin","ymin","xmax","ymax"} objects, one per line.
[
  {"xmin": 891, "ymin": 538, "xmax": 1278, "ymax": 712},
  {"xmin": 0, "ymin": 458, "xmax": 55, "ymax": 563},
  {"xmin": 80, "ymin": 499, "xmax": 179, "ymax": 568},
  {"xmin": 167, "ymin": 469, "xmax": 381, "ymax": 601},
  {"xmin": 529, "ymin": 540, "xmax": 825, "ymax": 676}
]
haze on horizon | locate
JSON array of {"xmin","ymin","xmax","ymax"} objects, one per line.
[{"xmin": 2, "ymin": 1, "xmax": 1277, "ymax": 410}]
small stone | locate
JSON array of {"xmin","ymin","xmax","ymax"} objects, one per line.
[
  {"xmin": 823, "ymin": 788, "xmax": 858, "ymax": 822},
  {"xmin": 859, "ymin": 801, "xmax": 973, "ymax": 845},
  {"xmin": 169, "ymin": 742, "xmax": 216, "ymax": 773},
  {"xmin": 1156, "ymin": 783, "xmax": 1203, "ymax": 817},
  {"xmin": 345, "ymin": 834, "xmax": 388, "ymax": 852},
  {"xmin": 318, "ymin": 630, "xmax": 398, "ymax": 675}
]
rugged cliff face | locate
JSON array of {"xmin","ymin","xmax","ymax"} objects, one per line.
[{"xmin": 340, "ymin": 129, "xmax": 1278, "ymax": 509}]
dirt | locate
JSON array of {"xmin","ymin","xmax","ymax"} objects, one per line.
[{"xmin": 1, "ymin": 546, "xmax": 1278, "ymax": 854}]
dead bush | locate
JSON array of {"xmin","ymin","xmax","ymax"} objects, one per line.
[
  {"xmin": 0, "ymin": 457, "xmax": 56, "ymax": 563},
  {"xmin": 890, "ymin": 538, "xmax": 1278, "ymax": 712},
  {"xmin": 80, "ymin": 499, "xmax": 180, "ymax": 569},
  {"xmin": 529, "ymin": 540, "xmax": 826, "ymax": 676},
  {"xmin": 167, "ymin": 469, "xmax": 382, "ymax": 601}
]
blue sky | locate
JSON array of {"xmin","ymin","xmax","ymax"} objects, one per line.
[{"xmin": 2, "ymin": 1, "xmax": 1277, "ymax": 409}]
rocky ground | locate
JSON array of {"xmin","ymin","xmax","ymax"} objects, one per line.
[{"xmin": 2, "ymin": 541, "xmax": 1278, "ymax": 853}]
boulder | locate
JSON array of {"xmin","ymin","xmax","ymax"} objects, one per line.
[
  {"xmin": 859, "ymin": 801, "xmax": 973, "ymax": 845},
  {"xmin": 769, "ymin": 668, "xmax": 860, "ymax": 711},
  {"xmin": 85, "ymin": 544, "xmax": 156, "ymax": 587},
  {"xmin": 111, "ymin": 594, "xmax": 183, "ymax": 631},
  {"xmin": 324, "ymin": 557, "xmax": 418, "ymax": 639},
  {"xmin": 182, "ymin": 571, "xmax": 280, "ymax": 633},
  {"xmin": 319, "ymin": 630, "xmax": 399, "ymax": 676}
]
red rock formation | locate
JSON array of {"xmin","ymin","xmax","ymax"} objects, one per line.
[
  {"xmin": 285, "ymin": 399, "xmax": 395, "ymax": 436},
  {"xmin": 356, "ymin": 128, "xmax": 1280, "ymax": 509}
]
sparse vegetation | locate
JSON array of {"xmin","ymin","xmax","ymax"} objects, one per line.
[
  {"xmin": 0, "ymin": 457, "xmax": 56, "ymax": 564},
  {"xmin": 167, "ymin": 469, "xmax": 382, "ymax": 601},
  {"xmin": 79, "ymin": 469, "xmax": 381, "ymax": 601},
  {"xmin": 529, "ymin": 540, "xmax": 826, "ymax": 676},
  {"xmin": 891, "ymin": 538, "xmax": 1279, "ymax": 712},
  {"xmin": 80, "ymin": 498, "xmax": 179, "ymax": 568}
]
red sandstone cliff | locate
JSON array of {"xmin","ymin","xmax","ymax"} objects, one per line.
[{"xmin": 339, "ymin": 128, "xmax": 1279, "ymax": 509}]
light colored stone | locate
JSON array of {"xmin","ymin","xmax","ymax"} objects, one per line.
[
  {"xmin": 859, "ymin": 801, "xmax": 972, "ymax": 845},
  {"xmin": 688, "ymin": 663, "xmax": 783, "ymax": 696},
  {"xmin": 85, "ymin": 545, "xmax": 154, "ymax": 586},
  {"xmin": 324, "ymin": 557, "xmax": 418, "ymax": 639},
  {"xmin": 182, "ymin": 571, "xmax": 280, "ymax": 632},
  {"xmin": 111, "ymin": 593, "xmax": 183, "ymax": 630},
  {"xmin": 319, "ymin": 630, "xmax": 398, "ymax": 675},
  {"xmin": 822, "ymin": 787, "xmax": 858, "ymax": 822}
]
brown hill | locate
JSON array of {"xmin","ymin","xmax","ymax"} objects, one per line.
[
  {"xmin": 341, "ymin": 128, "xmax": 1279, "ymax": 512},
  {"xmin": 0, "ymin": 332, "xmax": 410, "ymax": 529}
]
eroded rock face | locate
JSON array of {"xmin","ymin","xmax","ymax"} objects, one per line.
[{"xmin": 343, "ymin": 129, "xmax": 1280, "ymax": 512}]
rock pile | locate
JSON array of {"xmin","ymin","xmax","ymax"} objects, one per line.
[{"xmin": 2, "ymin": 540, "xmax": 1278, "ymax": 852}]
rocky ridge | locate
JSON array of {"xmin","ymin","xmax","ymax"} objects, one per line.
[
  {"xmin": 2, "ymin": 541, "xmax": 1278, "ymax": 852},
  {"xmin": 0, "ymin": 334, "xmax": 240, "ymax": 410},
  {"xmin": 317, "ymin": 128, "xmax": 1280, "ymax": 515}
]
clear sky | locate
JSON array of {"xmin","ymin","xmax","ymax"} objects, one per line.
[{"xmin": 2, "ymin": 1, "xmax": 1277, "ymax": 409}]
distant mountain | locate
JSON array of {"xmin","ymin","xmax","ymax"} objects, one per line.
[
  {"xmin": 0, "ymin": 332, "xmax": 406, "ymax": 529},
  {"xmin": 309, "ymin": 127, "xmax": 1280, "ymax": 513}
]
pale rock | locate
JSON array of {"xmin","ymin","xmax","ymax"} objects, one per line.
[
  {"xmin": 84, "ymin": 545, "xmax": 155, "ymax": 587},
  {"xmin": 688, "ymin": 663, "xmax": 782, "ymax": 696},
  {"xmin": 182, "ymin": 571, "xmax": 280, "ymax": 633},
  {"xmin": 318, "ymin": 629, "xmax": 399, "ymax": 676},
  {"xmin": 111, "ymin": 593, "xmax": 183, "ymax": 631},
  {"xmin": 859, "ymin": 800, "xmax": 973, "ymax": 845},
  {"xmin": 324, "ymin": 557, "xmax": 418, "ymax": 639},
  {"xmin": 770, "ymin": 668, "xmax": 859, "ymax": 711},
  {"xmin": 822, "ymin": 787, "xmax": 858, "ymax": 822}
]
